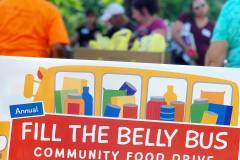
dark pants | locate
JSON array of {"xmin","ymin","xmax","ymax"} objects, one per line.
[{"xmin": 171, "ymin": 50, "xmax": 189, "ymax": 65}]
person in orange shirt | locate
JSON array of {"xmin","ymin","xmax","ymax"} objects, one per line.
[{"xmin": 0, "ymin": 0, "xmax": 69, "ymax": 58}]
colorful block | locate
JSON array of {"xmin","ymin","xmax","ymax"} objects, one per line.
[
  {"xmin": 119, "ymin": 82, "xmax": 137, "ymax": 95},
  {"xmin": 190, "ymin": 99, "xmax": 208, "ymax": 123},
  {"xmin": 201, "ymin": 90, "xmax": 225, "ymax": 104},
  {"xmin": 64, "ymin": 93, "xmax": 85, "ymax": 115},
  {"xmin": 123, "ymin": 104, "xmax": 138, "ymax": 119},
  {"xmin": 102, "ymin": 89, "xmax": 127, "ymax": 114},
  {"xmin": 160, "ymin": 105, "xmax": 175, "ymax": 121},
  {"xmin": 62, "ymin": 77, "xmax": 88, "ymax": 94},
  {"xmin": 171, "ymin": 101, "xmax": 185, "ymax": 122},
  {"xmin": 146, "ymin": 97, "xmax": 167, "ymax": 120},
  {"xmin": 208, "ymin": 103, "xmax": 233, "ymax": 125},
  {"xmin": 201, "ymin": 111, "xmax": 218, "ymax": 125},
  {"xmin": 54, "ymin": 90, "xmax": 79, "ymax": 113},
  {"xmin": 104, "ymin": 104, "xmax": 121, "ymax": 118},
  {"xmin": 111, "ymin": 96, "xmax": 136, "ymax": 117}
]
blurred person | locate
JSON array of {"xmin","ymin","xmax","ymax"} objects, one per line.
[
  {"xmin": 71, "ymin": 10, "xmax": 101, "ymax": 48},
  {"xmin": 131, "ymin": 0, "xmax": 167, "ymax": 39},
  {"xmin": 101, "ymin": 3, "xmax": 135, "ymax": 38},
  {"xmin": 172, "ymin": 0, "xmax": 214, "ymax": 65},
  {"xmin": 205, "ymin": 0, "xmax": 240, "ymax": 67},
  {"xmin": 0, "ymin": 0, "xmax": 69, "ymax": 58}
]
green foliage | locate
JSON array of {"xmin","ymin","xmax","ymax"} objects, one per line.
[
  {"xmin": 50, "ymin": 0, "xmax": 226, "ymax": 36},
  {"xmin": 207, "ymin": 0, "xmax": 226, "ymax": 21},
  {"xmin": 159, "ymin": 0, "xmax": 190, "ymax": 21},
  {"xmin": 159, "ymin": 0, "xmax": 226, "ymax": 21},
  {"xmin": 50, "ymin": 0, "xmax": 84, "ymax": 36},
  {"xmin": 101, "ymin": 0, "xmax": 124, "ymax": 6},
  {"xmin": 50, "ymin": 0, "xmax": 124, "ymax": 36}
]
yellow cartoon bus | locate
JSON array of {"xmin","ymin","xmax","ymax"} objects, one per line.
[
  {"xmin": 23, "ymin": 65, "xmax": 239, "ymax": 126},
  {"xmin": 0, "ymin": 65, "xmax": 239, "ymax": 160}
]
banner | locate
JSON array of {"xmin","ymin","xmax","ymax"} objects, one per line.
[
  {"xmin": 8, "ymin": 114, "xmax": 240, "ymax": 160},
  {"xmin": 0, "ymin": 56, "xmax": 240, "ymax": 159}
]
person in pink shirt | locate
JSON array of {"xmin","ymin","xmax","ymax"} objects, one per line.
[
  {"xmin": 172, "ymin": 0, "xmax": 214, "ymax": 65},
  {"xmin": 131, "ymin": 0, "xmax": 167, "ymax": 39}
]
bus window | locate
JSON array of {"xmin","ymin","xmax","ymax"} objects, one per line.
[
  {"xmin": 191, "ymin": 82, "xmax": 233, "ymax": 126},
  {"xmin": 101, "ymin": 74, "xmax": 142, "ymax": 119},
  {"xmin": 147, "ymin": 77, "xmax": 188, "ymax": 122},
  {"xmin": 55, "ymin": 72, "xmax": 95, "ymax": 116},
  {"xmin": 192, "ymin": 82, "xmax": 233, "ymax": 105}
]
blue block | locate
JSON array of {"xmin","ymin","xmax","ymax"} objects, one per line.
[
  {"xmin": 104, "ymin": 104, "xmax": 120, "ymax": 118},
  {"xmin": 160, "ymin": 105, "xmax": 175, "ymax": 113},
  {"xmin": 160, "ymin": 113, "xmax": 175, "ymax": 119},
  {"xmin": 160, "ymin": 118, "xmax": 174, "ymax": 122},
  {"xmin": 82, "ymin": 86, "xmax": 93, "ymax": 116},
  {"xmin": 119, "ymin": 82, "xmax": 137, "ymax": 96},
  {"xmin": 208, "ymin": 103, "xmax": 233, "ymax": 125}
]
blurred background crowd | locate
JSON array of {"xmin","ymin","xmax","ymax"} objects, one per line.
[{"xmin": 1, "ymin": 0, "xmax": 239, "ymax": 67}]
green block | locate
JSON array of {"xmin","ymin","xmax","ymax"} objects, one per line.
[
  {"xmin": 102, "ymin": 89, "xmax": 127, "ymax": 115},
  {"xmin": 54, "ymin": 90, "xmax": 79, "ymax": 114},
  {"xmin": 55, "ymin": 90, "xmax": 62, "ymax": 113},
  {"xmin": 190, "ymin": 103, "xmax": 209, "ymax": 123}
]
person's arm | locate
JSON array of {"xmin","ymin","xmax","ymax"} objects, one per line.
[
  {"xmin": 172, "ymin": 21, "xmax": 189, "ymax": 51},
  {"xmin": 70, "ymin": 32, "xmax": 79, "ymax": 47},
  {"xmin": 48, "ymin": 5, "xmax": 69, "ymax": 58},
  {"xmin": 205, "ymin": 41, "xmax": 228, "ymax": 67},
  {"xmin": 50, "ymin": 43, "xmax": 65, "ymax": 58},
  {"xmin": 205, "ymin": 1, "xmax": 230, "ymax": 67}
]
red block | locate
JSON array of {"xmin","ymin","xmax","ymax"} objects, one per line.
[
  {"xmin": 123, "ymin": 104, "xmax": 138, "ymax": 119},
  {"xmin": 146, "ymin": 97, "xmax": 167, "ymax": 120}
]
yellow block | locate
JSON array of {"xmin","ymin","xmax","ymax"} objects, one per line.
[
  {"xmin": 0, "ymin": 121, "xmax": 10, "ymax": 160},
  {"xmin": 201, "ymin": 111, "xmax": 218, "ymax": 124},
  {"xmin": 164, "ymin": 85, "xmax": 177, "ymax": 105},
  {"xmin": 62, "ymin": 77, "xmax": 88, "ymax": 94},
  {"xmin": 111, "ymin": 96, "xmax": 135, "ymax": 117}
]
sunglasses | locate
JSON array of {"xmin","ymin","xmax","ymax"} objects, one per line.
[{"xmin": 193, "ymin": 3, "xmax": 206, "ymax": 11}]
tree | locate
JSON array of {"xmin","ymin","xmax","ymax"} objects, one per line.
[
  {"xmin": 50, "ymin": 0, "xmax": 84, "ymax": 36},
  {"xmin": 50, "ymin": 0, "xmax": 124, "ymax": 36},
  {"xmin": 51, "ymin": 0, "xmax": 226, "ymax": 36},
  {"xmin": 125, "ymin": 0, "xmax": 226, "ymax": 21}
]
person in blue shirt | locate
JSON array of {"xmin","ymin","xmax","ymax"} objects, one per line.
[
  {"xmin": 205, "ymin": 0, "xmax": 240, "ymax": 67},
  {"xmin": 71, "ymin": 10, "xmax": 101, "ymax": 47}
]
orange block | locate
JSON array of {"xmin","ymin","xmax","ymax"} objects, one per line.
[
  {"xmin": 171, "ymin": 101, "xmax": 185, "ymax": 122},
  {"xmin": 201, "ymin": 90, "xmax": 225, "ymax": 104}
]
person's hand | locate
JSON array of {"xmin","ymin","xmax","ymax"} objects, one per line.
[
  {"xmin": 50, "ymin": 43, "xmax": 66, "ymax": 58},
  {"xmin": 185, "ymin": 47, "xmax": 198, "ymax": 59}
]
